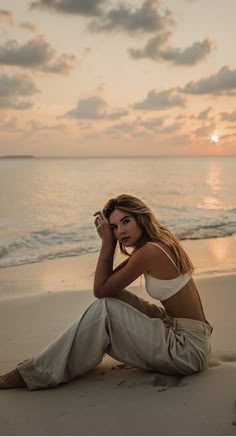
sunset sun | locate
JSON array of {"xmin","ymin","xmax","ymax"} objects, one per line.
[{"xmin": 211, "ymin": 134, "xmax": 219, "ymax": 143}]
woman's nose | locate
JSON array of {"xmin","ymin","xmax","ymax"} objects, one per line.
[{"xmin": 116, "ymin": 225, "xmax": 125, "ymax": 236}]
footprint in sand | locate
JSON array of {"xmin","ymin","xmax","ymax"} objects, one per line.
[
  {"xmin": 116, "ymin": 380, "xmax": 127, "ymax": 388},
  {"xmin": 211, "ymin": 353, "xmax": 236, "ymax": 365},
  {"xmin": 152, "ymin": 374, "xmax": 184, "ymax": 391},
  {"xmin": 219, "ymin": 353, "xmax": 236, "ymax": 363},
  {"xmin": 208, "ymin": 357, "xmax": 222, "ymax": 367},
  {"xmin": 116, "ymin": 373, "xmax": 184, "ymax": 391}
]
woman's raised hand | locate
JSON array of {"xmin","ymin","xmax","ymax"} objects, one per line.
[{"xmin": 93, "ymin": 210, "xmax": 116, "ymax": 246}]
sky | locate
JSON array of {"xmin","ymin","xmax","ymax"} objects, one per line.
[{"xmin": 0, "ymin": 0, "xmax": 235, "ymax": 157}]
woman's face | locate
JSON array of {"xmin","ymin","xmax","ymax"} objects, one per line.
[{"xmin": 108, "ymin": 208, "xmax": 144, "ymax": 248}]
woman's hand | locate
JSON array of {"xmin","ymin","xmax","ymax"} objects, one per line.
[{"xmin": 94, "ymin": 210, "xmax": 117, "ymax": 247}]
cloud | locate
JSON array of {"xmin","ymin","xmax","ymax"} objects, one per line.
[
  {"xmin": 107, "ymin": 120, "xmax": 150, "ymax": 140},
  {"xmin": 0, "ymin": 35, "xmax": 76, "ymax": 74},
  {"xmin": 135, "ymin": 117, "xmax": 182, "ymax": 134},
  {"xmin": 107, "ymin": 116, "xmax": 181, "ymax": 140},
  {"xmin": 0, "ymin": 73, "xmax": 39, "ymax": 109},
  {"xmin": 89, "ymin": 0, "xmax": 174, "ymax": 35},
  {"xmin": 139, "ymin": 118, "xmax": 182, "ymax": 133},
  {"xmin": 220, "ymin": 131, "xmax": 236, "ymax": 140},
  {"xmin": 43, "ymin": 53, "xmax": 76, "ymax": 74},
  {"xmin": 66, "ymin": 96, "xmax": 128, "ymax": 120},
  {"xmin": 19, "ymin": 21, "xmax": 38, "ymax": 33},
  {"xmin": 182, "ymin": 66, "xmax": 236, "ymax": 95},
  {"xmin": 164, "ymin": 134, "xmax": 190, "ymax": 147},
  {"xmin": 0, "ymin": 9, "xmax": 14, "ymax": 26},
  {"xmin": 27, "ymin": 119, "xmax": 65, "ymax": 132},
  {"xmin": 0, "ymin": 116, "xmax": 23, "ymax": 132},
  {"xmin": 220, "ymin": 110, "xmax": 236, "ymax": 122},
  {"xmin": 194, "ymin": 122, "xmax": 215, "ymax": 137},
  {"xmin": 0, "ymin": 36, "xmax": 52, "ymax": 65},
  {"xmin": 133, "ymin": 88, "xmax": 185, "ymax": 110},
  {"xmin": 109, "ymin": 121, "xmax": 136, "ymax": 134},
  {"xmin": 30, "ymin": 1, "xmax": 174, "ymax": 35},
  {"xmin": 129, "ymin": 31, "xmax": 169, "ymax": 58},
  {"xmin": 157, "ymin": 121, "xmax": 181, "ymax": 134},
  {"xmin": 30, "ymin": 0, "xmax": 105, "ymax": 16},
  {"xmin": 191, "ymin": 107, "xmax": 212, "ymax": 120},
  {"xmin": 137, "ymin": 117, "xmax": 165, "ymax": 130},
  {"xmin": 0, "ymin": 11, "xmax": 38, "ymax": 32},
  {"xmin": 197, "ymin": 107, "xmax": 212, "ymax": 120},
  {"xmin": 129, "ymin": 32, "xmax": 213, "ymax": 65}
]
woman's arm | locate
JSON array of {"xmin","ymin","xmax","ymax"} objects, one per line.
[
  {"xmin": 94, "ymin": 241, "xmax": 116, "ymax": 296},
  {"xmin": 94, "ymin": 243, "xmax": 154, "ymax": 298},
  {"xmin": 93, "ymin": 210, "xmax": 117, "ymax": 297},
  {"xmin": 112, "ymin": 258, "xmax": 129, "ymax": 274},
  {"xmin": 93, "ymin": 210, "xmax": 154, "ymax": 298}
]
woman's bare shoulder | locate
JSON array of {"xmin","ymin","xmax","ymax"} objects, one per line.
[
  {"xmin": 131, "ymin": 241, "xmax": 160, "ymax": 258},
  {"xmin": 142, "ymin": 241, "xmax": 178, "ymax": 275}
]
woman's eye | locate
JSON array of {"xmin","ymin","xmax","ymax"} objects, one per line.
[{"xmin": 123, "ymin": 219, "xmax": 130, "ymax": 225}]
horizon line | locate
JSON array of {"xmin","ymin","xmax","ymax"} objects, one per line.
[{"xmin": 0, "ymin": 154, "xmax": 236, "ymax": 159}]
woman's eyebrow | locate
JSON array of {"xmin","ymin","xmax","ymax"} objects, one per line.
[{"xmin": 110, "ymin": 215, "xmax": 130, "ymax": 225}]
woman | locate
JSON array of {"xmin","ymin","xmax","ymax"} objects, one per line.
[{"xmin": 0, "ymin": 194, "xmax": 212, "ymax": 390}]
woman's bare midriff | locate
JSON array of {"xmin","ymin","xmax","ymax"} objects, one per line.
[{"xmin": 161, "ymin": 279, "xmax": 208, "ymax": 322}]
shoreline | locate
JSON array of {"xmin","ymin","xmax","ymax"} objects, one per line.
[{"xmin": 0, "ymin": 235, "xmax": 236, "ymax": 302}]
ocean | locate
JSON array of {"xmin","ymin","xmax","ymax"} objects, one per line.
[{"xmin": 0, "ymin": 156, "xmax": 235, "ymax": 268}]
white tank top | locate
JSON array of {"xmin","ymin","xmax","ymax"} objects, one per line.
[{"xmin": 144, "ymin": 242, "xmax": 192, "ymax": 302}]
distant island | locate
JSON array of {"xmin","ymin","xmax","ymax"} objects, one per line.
[{"xmin": 0, "ymin": 155, "xmax": 35, "ymax": 159}]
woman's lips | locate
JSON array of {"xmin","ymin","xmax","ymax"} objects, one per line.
[{"xmin": 121, "ymin": 237, "xmax": 130, "ymax": 243}]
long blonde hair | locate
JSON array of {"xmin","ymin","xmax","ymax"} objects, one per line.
[{"xmin": 103, "ymin": 194, "xmax": 194, "ymax": 274}]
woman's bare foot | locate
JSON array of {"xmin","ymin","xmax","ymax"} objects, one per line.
[{"xmin": 0, "ymin": 369, "xmax": 26, "ymax": 389}]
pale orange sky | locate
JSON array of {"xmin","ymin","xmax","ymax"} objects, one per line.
[{"xmin": 0, "ymin": 0, "xmax": 235, "ymax": 156}]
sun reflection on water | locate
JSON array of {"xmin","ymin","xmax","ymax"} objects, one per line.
[
  {"xmin": 199, "ymin": 161, "xmax": 224, "ymax": 210},
  {"xmin": 209, "ymin": 238, "xmax": 229, "ymax": 262},
  {"xmin": 206, "ymin": 161, "xmax": 221, "ymax": 193}
]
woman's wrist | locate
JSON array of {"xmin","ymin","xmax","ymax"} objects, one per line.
[
  {"xmin": 99, "ymin": 241, "xmax": 116, "ymax": 261},
  {"xmin": 101, "ymin": 239, "xmax": 116, "ymax": 252}
]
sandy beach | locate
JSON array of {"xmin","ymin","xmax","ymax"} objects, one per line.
[{"xmin": 1, "ymin": 237, "xmax": 236, "ymax": 435}]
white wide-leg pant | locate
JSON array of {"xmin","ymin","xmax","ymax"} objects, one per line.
[{"xmin": 17, "ymin": 290, "xmax": 212, "ymax": 390}]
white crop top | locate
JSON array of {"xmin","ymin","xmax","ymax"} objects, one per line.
[{"xmin": 144, "ymin": 242, "xmax": 192, "ymax": 302}]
